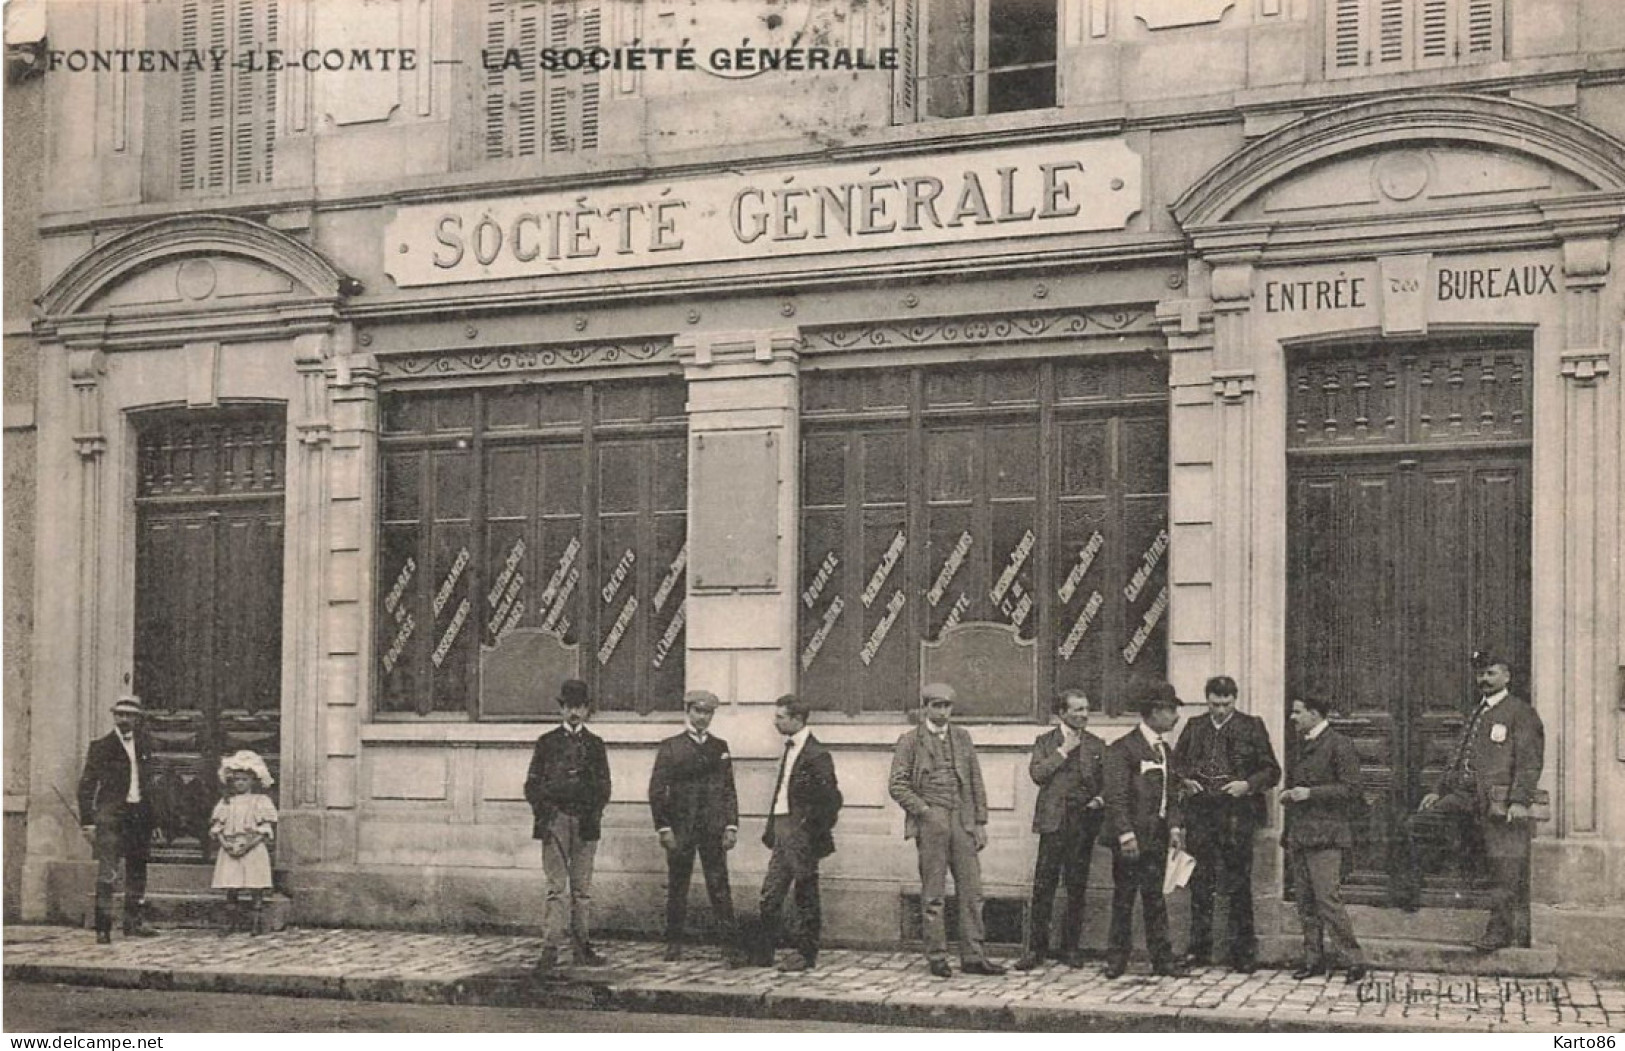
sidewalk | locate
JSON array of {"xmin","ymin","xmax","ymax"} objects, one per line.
[{"xmin": 5, "ymin": 925, "xmax": 1621, "ymax": 1032}]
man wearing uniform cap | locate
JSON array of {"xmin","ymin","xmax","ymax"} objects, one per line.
[
  {"xmin": 1416, "ymin": 651, "xmax": 1545, "ymax": 951},
  {"xmin": 77, "ymin": 695, "xmax": 163, "ymax": 943},
  {"xmin": 649, "ymin": 690, "xmax": 741, "ymax": 963},
  {"xmin": 524, "ymin": 679, "xmax": 612, "ymax": 973},
  {"xmin": 888, "ymin": 682, "xmax": 1006, "ymax": 978}
]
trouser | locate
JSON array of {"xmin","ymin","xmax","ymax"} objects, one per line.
[
  {"xmin": 1026, "ymin": 811, "xmax": 1102, "ymax": 958},
  {"xmin": 663, "ymin": 833, "xmax": 737, "ymax": 946},
  {"xmin": 916, "ymin": 807, "xmax": 987, "ymax": 964},
  {"xmin": 1289, "ymin": 846, "xmax": 1363, "ymax": 967},
  {"xmin": 539, "ymin": 813, "xmax": 598, "ymax": 950},
  {"xmin": 1107, "ymin": 830, "xmax": 1172, "ymax": 967},
  {"xmin": 759, "ymin": 823, "xmax": 821, "ymax": 962},
  {"xmin": 93, "ymin": 803, "xmax": 153, "ymax": 933},
  {"xmin": 1480, "ymin": 815, "xmax": 1533, "ymax": 946},
  {"xmin": 1186, "ymin": 801, "xmax": 1259, "ymax": 962}
]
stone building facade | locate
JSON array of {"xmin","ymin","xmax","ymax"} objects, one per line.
[{"xmin": 12, "ymin": 0, "xmax": 1625, "ymax": 972}]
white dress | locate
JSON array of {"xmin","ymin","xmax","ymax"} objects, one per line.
[{"xmin": 210, "ymin": 793, "xmax": 277, "ymax": 889}]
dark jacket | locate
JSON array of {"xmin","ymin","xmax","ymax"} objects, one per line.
[
  {"xmin": 763, "ymin": 734, "xmax": 842, "ymax": 860},
  {"xmin": 1028, "ymin": 727, "xmax": 1107, "ymax": 835},
  {"xmin": 1437, "ymin": 693, "xmax": 1544, "ymax": 812},
  {"xmin": 648, "ymin": 731, "xmax": 739, "ymax": 841},
  {"xmin": 1283, "ymin": 725, "xmax": 1363, "ymax": 851},
  {"xmin": 1173, "ymin": 711, "xmax": 1281, "ymax": 825},
  {"xmin": 889, "ymin": 723, "xmax": 987, "ymax": 839},
  {"xmin": 1102, "ymin": 726, "xmax": 1184, "ymax": 844},
  {"xmin": 77, "ymin": 730, "xmax": 160, "ymax": 825},
  {"xmin": 523, "ymin": 725, "xmax": 611, "ymax": 842}
]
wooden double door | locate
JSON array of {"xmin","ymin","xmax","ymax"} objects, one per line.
[
  {"xmin": 133, "ymin": 409, "xmax": 285, "ymax": 861},
  {"xmin": 1285, "ymin": 343, "xmax": 1531, "ymax": 905}
]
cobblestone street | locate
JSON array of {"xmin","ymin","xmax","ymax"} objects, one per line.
[{"xmin": 6, "ymin": 926, "xmax": 1620, "ymax": 1032}]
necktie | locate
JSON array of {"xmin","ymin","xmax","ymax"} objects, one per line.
[
  {"xmin": 1154, "ymin": 738, "xmax": 1169, "ymax": 819},
  {"xmin": 771, "ymin": 737, "xmax": 794, "ymax": 818}
]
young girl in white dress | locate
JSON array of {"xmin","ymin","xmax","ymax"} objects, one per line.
[{"xmin": 211, "ymin": 750, "xmax": 278, "ymax": 934}]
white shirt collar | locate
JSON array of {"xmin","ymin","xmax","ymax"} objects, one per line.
[
  {"xmin": 1481, "ymin": 689, "xmax": 1508, "ymax": 710},
  {"xmin": 784, "ymin": 726, "xmax": 811, "ymax": 750},
  {"xmin": 1059, "ymin": 722, "xmax": 1080, "ymax": 746},
  {"xmin": 685, "ymin": 719, "xmax": 708, "ymax": 741},
  {"xmin": 1305, "ymin": 720, "xmax": 1329, "ymax": 741},
  {"xmin": 1209, "ymin": 712, "xmax": 1234, "ymax": 730},
  {"xmin": 926, "ymin": 721, "xmax": 950, "ymax": 739}
]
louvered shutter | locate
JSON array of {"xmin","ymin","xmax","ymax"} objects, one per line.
[
  {"xmin": 894, "ymin": 0, "xmax": 919, "ymax": 123},
  {"xmin": 177, "ymin": 0, "xmax": 276, "ymax": 194},
  {"xmin": 484, "ymin": 0, "xmax": 599, "ymax": 162},
  {"xmin": 1327, "ymin": 0, "xmax": 1500, "ymax": 78},
  {"xmin": 1371, "ymin": 0, "xmax": 1413, "ymax": 70},
  {"xmin": 1461, "ymin": 0, "xmax": 1502, "ymax": 60},
  {"xmin": 1327, "ymin": 0, "xmax": 1365, "ymax": 76}
]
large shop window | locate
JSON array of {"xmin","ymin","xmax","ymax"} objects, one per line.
[
  {"xmin": 483, "ymin": 0, "xmax": 602, "ymax": 161},
  {"xmin": 377, "ymin": 380, "xmax": 687, "ymax": 718},
  {"xmin": 174, "ymin": 0, "xmax": 278, "ymax": 193},
  {"xmin": 1326, "ymin": 0, "xmax": 1502, "ymax": 78},
  {"xmin": 897, "ymin": 0, "xmax": 1058, "ymax": 122},
  {"xmin": 798, "ymin": 359, "xmax": 1169, "ymax": 718}
]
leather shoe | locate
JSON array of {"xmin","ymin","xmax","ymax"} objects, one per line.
[
  {"xmin": 777, "ymin": 955, "xmax": 816, "ymax": 973},
  {"xmin": 1012, "ymin": 953, "xmax": 1044, "ymax": 972},
  {"xmin": 1291, "ymin": 963, "xmax": 1327, "ymax": 981},
  {"xmin": 573, "ymin": 944, "xmax": 609, "ymax": 967},
  {"xmin": 962, "ymin": 959, "xmax": 1007, "ymax": 976},
  {"xmin": 533, "ymin": 947, "xmax": 559, "ymax": 975},
  {"xmin": 1344, "ymin": 965, "xmax": 1369, "ymax": 984},
  {"xmin": 1103, "ymin": 959, "xmax": 1127, "ymax": 980},
  {"xmin": 1062, "ymin": 951, "xmax": 1089, "ymax": 969},
  {"xmin": 1230, "ymin": 958, "xmax": 1258, "ymax": 974},
  {"xmin": 1152, "ymin": 961, "xmax": 1190, "ymax": 978},
  {"xmin": 928, "ymin": 960, "xmax": 952, "ymax": 979},
  {"xmin": 1185, "ymin": 950, "xmax": 1212, "ymax": 967},
  {"xmin": 95, "ymin": 930, "xmax": 112, "ymax": 946},
  {"xmin": 662, "ymin": 944, "xmax": 683, "ymax": 962}
]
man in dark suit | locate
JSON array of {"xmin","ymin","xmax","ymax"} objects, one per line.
[
  {"xmin": 1014, "ymin": 688, "xmax": 1106, "ymax": 971},
  {"xmin": 889, "ymin": 682, "xmax": 1006, "ymax": 979},
  {"xmin": 1417, "ymin": 651, "xmax": 1545, "ymax": 951},
  {"xmin": 649, "ymin": 690, "xmax": 740, "ymax": 962},
  {"xmin": 1174, "ymin": 674, "xmax": 1280, "ymax": 972},
  {"xmin": 759, "ymin": 694, "xmax": 842, "ymax": 972},
  {"xmin": 77, "ymin": 695, "xmax": 162, "ymax": 943},
  {"xmin": 1101, "ymin": 682, "xmax": 1187, "ymax": 979},
  {"xmin": 523, "ymin": 678, "xmax": 612, "ymax": 973},
  {"xmin": 1282, "ymin": 696, "xmax": 1367, "ymax": 982}
]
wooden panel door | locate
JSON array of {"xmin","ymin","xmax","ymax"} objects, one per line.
[
  {"xmin": 133, "ymin": 411, "xmax": 285, "ymax": 861},
  {"xmin": 1287, "ymin": 451, "xmax": 1530, "ymax": 904}
]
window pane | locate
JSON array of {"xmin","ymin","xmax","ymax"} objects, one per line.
[
  {"xmin": 804, "ymin": 433, "xmax": 849, "ymax": 508},
  {"xmin": 990, "ymin": 0, "xmax": 1056, "ymax": 66},
  {"xmin": 862, "ymin": 431, "xmax": 908, "ymax": 503},
  {"xmin": 487, "ymin": 388, "xmax": 536, "ymax": 430},
  {"xmin": 988, "ymin": 67, "xmax": 1055, "ymax": 114},
  {"xmin": 924, "ymin": 0, "xmax": 975, "ymax": 121}
]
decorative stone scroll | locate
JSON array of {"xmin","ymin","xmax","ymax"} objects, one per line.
[
  {"xmin": 378, "ymin": 341, "xmax": 673, "ymax": 380},
  {"xmin": 803, "ymin": 308, "xmax": 1154, "ymax": 354}
]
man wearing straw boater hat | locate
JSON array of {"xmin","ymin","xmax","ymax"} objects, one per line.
[{"xmin": 77, "ymin": 695, "xmax": 162, "ymax": 943}]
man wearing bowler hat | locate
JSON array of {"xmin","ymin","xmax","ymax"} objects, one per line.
[
  {"xmin": 1102, "ymin": 681, "xmax": 1188, "ymax": 978},
  {"xmin": 524, "ymin": 679, "xmax": 612, "ymax": 973},
  {"xmin": 649, "ymin": 690, "xmax": 741, "ymax": 962},
  {"xmin": 78, "ymin": 695, "xmax": 162, "ymax": 943},
  {"xmin": 1416, "ymin": 651, "xmax": 1545, "ymax": 951}
]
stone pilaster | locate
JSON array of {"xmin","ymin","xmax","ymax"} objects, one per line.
[{"xmin": 673, "ymin": 329, "xmax": 800, "ymax": 728}]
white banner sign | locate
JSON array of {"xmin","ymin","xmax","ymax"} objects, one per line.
[{"xmin": 385, "ymin": 140, "xmax": 1142, "ymax": 287}]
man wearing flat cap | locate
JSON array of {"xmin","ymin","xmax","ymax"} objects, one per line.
[
  {"xmin": 888, "ymin": 682, "xmax": 1006, "ymax": 979},
  {"xmin": 1416, "ymin": 651, "xmax": 1545, "ymax": 951},
  {"xmin": 78, "ymin": 695, "xmax": 162, "ymax": 943},
  {"xmin": 649, "ymin": 690, "xmax": 740, "ymax": 962},
  {"xmin": 1101, "ymin": 681, "xmax": 1188, "ymax": 978},
  {"xmin": 524, "ymin": 679, "xmax": 612, "ymax": 973}
]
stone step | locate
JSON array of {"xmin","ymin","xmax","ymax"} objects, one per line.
[
  {"xmin": 83, "ymin": 891, "xmax": 292, "ymax": 933},
  {"xmin": 1359, "ymin": 938, "xmax": 1558, "ymax": 977},
  {"xmin": 1347, "ymin": 904, "xmax": 1488, "ymax": 942}
]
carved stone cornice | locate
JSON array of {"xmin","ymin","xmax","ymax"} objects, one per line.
[
  {"xmin": 377, "ymin": 341, "xmax": 672, "ymax": 381},
  {"xmin": 1212, "ymin": 369, "xmax": 1257, "ymax": 403},
  {"xmin": 802, "ymin": 308, "xmax": 1154, "ymax": 355}
]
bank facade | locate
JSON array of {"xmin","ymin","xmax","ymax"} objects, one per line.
[{"xmin": 13, "ymin": 0, "xmax": 1625, "ymax": 973}]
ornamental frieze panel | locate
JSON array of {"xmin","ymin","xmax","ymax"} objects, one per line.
[
  {"xmin": 802, "ymin": 308, "xmax": 1155, "ymax": 354},
  {"xmin": 378, "ymin": 341, "xmax": 674, "ymax": 380}
]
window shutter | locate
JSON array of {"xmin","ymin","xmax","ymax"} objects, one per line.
[
  {"xmin": 177, "ymin": 0, "xmax": 274, "ymax": 194},
  {"xmin": 483, "ymin": 0, "xmax": 598, "ymax": 162},
  {"xmin": 894, "ymin": 0, "xmax": 919, "ymax": 123},
  {"xmin": 1463, "ymin": 0, "xmax": 1502, "ymax": 59},
  {"xmin": 1327, "ymin": 0, "xmax": 1365, "ymax": 77},
  {"xmin": 1373, "ymin": 0, "xmax": 1413, "ymax": 69},
  {"xmin": 1416, "ymin": 0, "xmax": 1453, "ymax": 65}
]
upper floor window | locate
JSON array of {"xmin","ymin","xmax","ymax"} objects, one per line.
[
  {"xmin": 1326, "ymin": 0, "xmax": 1502, "ymax": 78},
  {"xmin": 176, "ymin": 0, "xmax": 277, "ymax": 194},
  {"xmin": 483, "ymin": 0, "xmax": 601, "ymax": 162},
  {"xmin": 897, "ymin": 0, "xmax": 1057, "ymax": 122}
]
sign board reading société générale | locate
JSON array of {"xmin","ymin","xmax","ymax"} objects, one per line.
[{"xmin": 384, "ymin": 140, "xmax": 1142, "ymax": 287}]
